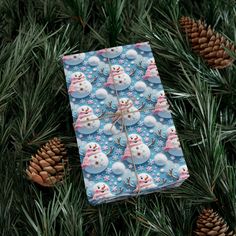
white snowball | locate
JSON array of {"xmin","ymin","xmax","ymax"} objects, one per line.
[
  {"xmin": 126, "ymin": 49, "xmax": 138, "ymax": 59},
  {"xmin": 154, "ymin": 153, "xmax": 168, "ymax": 166},
  {"xmin": 134, "ymin": 81, "xmax": 147, "ymax": 92},
  {"xmin": 88, "ymin": 56, "xmax": 100, "ymax": 66},
  {"xmin": 96, "ymin": 88, "xmax": 108, "ymax": 100},
  {"xmin": 112, "ymin": 162, "xmax": 126, "ymax": 175},
  {"xmin": 144, "ymin": 116, "xmax": 157, "ymax": 127},
  {"xmin": 103, "ymin": 123, "xmax": 118, "ymax": 135}
]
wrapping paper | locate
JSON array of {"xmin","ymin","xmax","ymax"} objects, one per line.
[{"xmin": 62, "ymin": 42, "xmax": 189, "ymax": 205}]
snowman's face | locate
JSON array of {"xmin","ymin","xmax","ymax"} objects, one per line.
[
  {"xmin": 107, "ymin": 46, "xmax": 122, "ymax": 54},
  {"xmin": 93, "ymin": 183, "xmax": 110, "ymax": 194},
  {"xmin": 71, "ymin": 72, "xmax": 85, "ymax": 82},
  {"xmin": 111, "ymin": 65, "xmax": 124, "ymax": 73},
  {"xmin": 63, "ymin": 53, "xmax": 85, "ymax": 65},
  {"xmin": 128, "ymin": 134, "xmax": 142, "ymax": 144},
  {"xmin": 179, "ymin": 165, "xmax": 188, "ymax": 175},
  {"xmin": 86, "ymin": 142, "xmax": 101, "ymax": 152},
  {"xmin": 138, "ymin": 173, "xmax": 152, "ymax": 184},
  {"xmin": 167, "ymin": 127, "xmax": 176, "ymax": 135},
  {"xmin": 119, "ymin": 98, "xmax": 133, "ymax": 107},
  {"xmin": 78, "ymin": 106, "xmax": 93, "ymax": 114},
  {"xmin": 148, "ymin": 58, "xmax": 155, "ymax": 64},
  {"xmin": 158, "ymin": 91, "xmax": 165, "ymax": 99}
]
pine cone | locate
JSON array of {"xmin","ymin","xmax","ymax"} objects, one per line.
[
  {"xmin": 194, "ymin": 209, "xmax": 236, "ymax": 236},
  {"xmin": 180, "ymin": 16, "xmax": 236, "ymax": 69},
  {"xmin": 26, "ymin": 137, "xmax": 68, "ymax": 187}
]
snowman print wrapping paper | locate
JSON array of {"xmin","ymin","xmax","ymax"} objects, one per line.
[{"xmin": 63, "ymin": 42, "xmax": 189, "ymax": 205}]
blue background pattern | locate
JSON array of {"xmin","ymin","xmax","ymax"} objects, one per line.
[{"xmin": 63, "ymin": 42, "xmax": 188, "ymax": 205}]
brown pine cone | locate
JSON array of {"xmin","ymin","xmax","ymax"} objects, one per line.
[
  {"xmin": 180, "ymin": 16, "xmax": 236, "ymax": 69},
  {"xmin": 194, "ymin": 209, "xmax": 236, "ymax": 236},
  {"xmin": 26, "ymin": 137, "xmax": 68, "ymax": 187}
]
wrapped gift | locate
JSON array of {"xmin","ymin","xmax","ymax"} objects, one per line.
[{"xmin": 62, "ymin": 42, "xmax": 189, "ymax": 205}]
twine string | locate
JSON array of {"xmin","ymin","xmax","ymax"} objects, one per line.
[{"xmin": 104, "ymin": 49, "xmax": 141, "ymax": 195}]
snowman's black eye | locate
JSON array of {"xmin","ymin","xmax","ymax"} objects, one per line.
[
  {"xmin": 82, "ymin": 108, "xmax": 84, "ymax": 111},
  {"xmin": 131, "ymin": 137, "xmax": 133, "ymax": 139},
  {"xmin": 183, "ymin": 168, "xmax": 185, "ymax": 171},
  {"xmin": 89, "ymin": 145, "xmax": 92, "ymax": 148},
  {"xmin": 141, "ymin": 177, "xmax": 143, "ymax": 179},
  {"xmin": 98, "ymin": 186, "xmax": 100, "ymax": 189},
  {"xmin": 111, "ymin": 49, "xmax": 114, "ymax": 51}
]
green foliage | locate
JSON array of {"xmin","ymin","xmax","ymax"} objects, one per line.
[{"xmin": 0, "ymin": 0, "xmax": 236, "ymax": 235}]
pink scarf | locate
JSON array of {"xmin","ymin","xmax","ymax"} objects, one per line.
[
  {"xmin": 122, "ymin": 139, "xmax": 142, "ymax": 160},
  {"xmin": 75, "ymin": 111, "xmax": 92, "ymax": 128},
  {"xmin": 104, "ymin": 71, "xmax": 123, "ymax": 86}
]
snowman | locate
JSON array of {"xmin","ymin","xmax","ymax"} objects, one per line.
[
  {"xmin": 178, "ymin": 165, "xmax": 189, "ymax": 180},
  {"xmin": 92, "ymin": 182, "xmax": 113, "ymax": 200},
  {"xmin": 68, "ymin": 72, "xmax": 92, "ymax": 98},
  {"xmin": 75, "ymin": 106, "xmax": 100, "ymax": 134},
  {"xmin": 153, "ymin": 91, "xmax": 171, "ymax": 118},
  {"xmin": 63, "ymin": 53, "xmax": 85, "ymax": 65},
  {"xmin": 143, "ymin": 58, "xmax": 161, "ymax": 84},
  {"xmin": 122, "ymin": 134, "xmax": 150, "ymax": 164},
  {"xmin": 97, "ymin": 46, "xmax": 123, "ymax": 58},
  {"xmin": 164, "ymin": 126, "xmax": 183, "ymax": 156},
  {"xmin": 114, "ymin": 98, "xmax": 140, "ymax": 126},
  {"xmin": 135, "ymin": 42, "xmax": 151, "ymax": 52},
  {"xmin": 134, "ymin": 173, "xmax": 156, "ymax": 192},
  {"xmin": 104, "ymin": 65, "xmax": 131, "ymax": 91},
  {"xmin": 81, "ymin": 142, "xmax": 109, "ymax": 174}
]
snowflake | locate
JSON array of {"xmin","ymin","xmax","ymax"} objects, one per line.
[
  {"xmin": 112, "ymin": 155, "xmax": 119, "ymax": 161},
  {"xmin": 128, "ymin": 164, "xmax": 133, "ymax": 169},
  {"xmin": 125, "ymin": 67, "xmax": 131, "ymax": 71},
  {"xmin": 137, "ymin": 70, "xmax": 144, "ymax": 76},
  {"xmin": 170, "ymin": 156, "xmax": 175, "ymax": 160},
  {"xmin": 112, "ymin": 186, "xmax": 118, "ymax": 192},
  {"xmin": 98, "ymin": 129, "xmax": 103, "ymax": 134},
  {"xmin": 87, "ymin": 100, "xmax": 94, "ymax": 104},
  {"xmin": 81, "ymin": 66, "xmax": 86, "ymax": 71},
  {"xmin": 90, "ymin": 93, "xmax": 96, "ymax": 99},
  {"xmin": 95, "ymin": 175, "xmax": 102, "ymax": 180},
  {"xmin": 115, "ymin": 148, "xmax": 123, "ymax": 155},
  {"xmin": 146, "ymin": 166, "xmax": 153, "ymax": 172},
  {"xmin": 117, "ymin": 177, "xmax": 122, "ymax": 182},
  {"xmin": 96, "ymin": 135, "xmax": 101, "ymax": 141},
  {"xmin": 135, "ymin": 75, "xmax": 141, "ymax": 80},
  {"xmin": 105, "ymin": 168, "xmax": 112, "ymax": 174},
  {"xmin": 66, "ymin": 65, "xmax": 69, "ymax": 69},
  {"xmin": 128, "ymin": 126, "xmax": 134, "ymax": 132},
  {"xmin": 136, "ymin": 127, "xmax": 142, "ymax": 133},
  {"xmin": 118, "ymin": 59, "xmax": 124, "ymax": 64},
  {"xmin": 97, "ymin": 82, "xmax": 102, "ymax": 87},
  {"xmin": 80, "ymin": 99, "xmax": 86, "ymax": 104},
  {"xmin": 86, "ymin": 174, "xmax": 91, "ymax": 178},
  {"xmin": 138, "ymin": 120, "xmax": 143, "ymax": 126},
  {"xmin": 157, "ymin": 140, "xmax": 164, "ymax": 147},
  {"xmin": 138, "ymin": 165, "xmax": 144, "ymax": 171},
  {"xmin": 88, "ymin": 135, "xmax": 93, "ymax": 141},
  {"xmin": 104, "ymin": 175, "xmax": 110, "ymax": 181},
  {"xmin": 148, "ymin": 159, "xmax": 155, "ymax": 165},
  {"xmin": 103, "ymin": 145, "xmax": 109, "ymax": 151},
  {"xmin": 159, "ymin": 118, "xmax": 164, "ymax": 122},
  {"xmin": 95, "ymin": 108, "xmax": 100, "ymax": 113},
  {"xmin": 129, "ymin": 86, "xmax": 134, "ymax": 91},
  {"xmin": 127, "ymin": 92, "xmax": 133, "ymax": 97},
  {"xmin": 154, "ymin": 177, "xmax": 161, "ymax": 182},
  {"xmin": 120, "ymin": 54, "xmax": 126, "ymax": 59},
  {"xmin": 154, "ymin": 146, "xmax": 160, "ymax": 152},
  {"xmin": 145, "ymin": 137, "xmax": 150, "ymax": 142},
  {"xmin": 134, "ymin": 100, "xmax": 140, "ymax": 105}
]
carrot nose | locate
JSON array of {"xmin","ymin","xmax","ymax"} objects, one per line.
[
  {"xmin": 145, "ymin": 176, "xmax": 148, "ymax": 181},
  {"xmin": 102, "ymin": 185, "xmax": 105, "ymax": 190}
]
